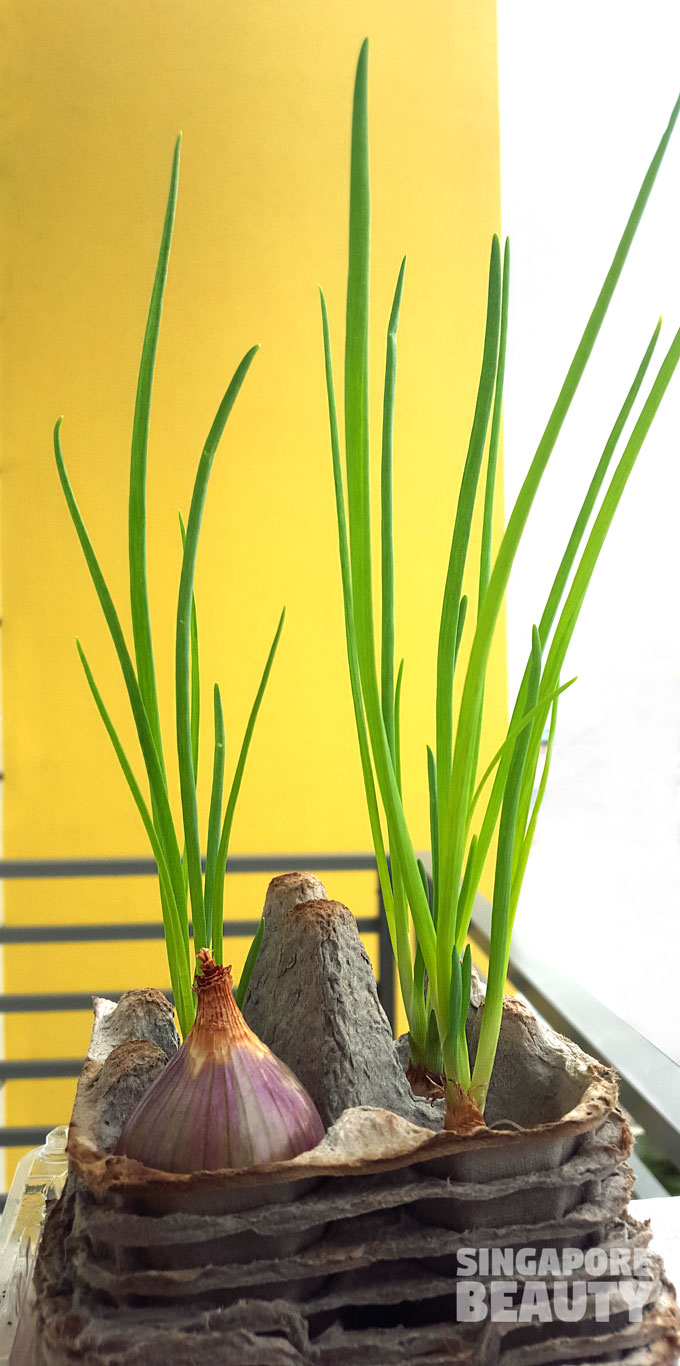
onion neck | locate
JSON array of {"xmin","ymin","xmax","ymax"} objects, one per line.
[
  {"xmin": 444, "ymin": 1080, "xmax": 486, "ymax": 1134},
  {"xmin": 194, "ymin": 949, "xmax": 251, "ymax": 1045}
]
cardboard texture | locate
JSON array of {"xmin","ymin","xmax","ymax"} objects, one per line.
[{"xmin": 34, "ymin": 881, "xmax": 680, "ymax": 1364}]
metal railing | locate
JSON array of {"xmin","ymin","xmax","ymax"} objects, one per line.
[{"xmin": 0, "ymin": 853, "xmax": 394, "ymax": 1198}]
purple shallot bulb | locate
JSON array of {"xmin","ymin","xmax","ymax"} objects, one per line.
[{"xmin": 116, "ymin": 949, "xmax": 325, "ymax": 1172}]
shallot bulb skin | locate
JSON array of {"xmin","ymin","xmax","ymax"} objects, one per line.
[{"xmin": 115, "ymin": 951, "xmax": 325, "ymax": 1173}]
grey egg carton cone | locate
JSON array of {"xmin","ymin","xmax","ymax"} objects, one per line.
[{"xmin": 33, "ymin": 874, "xmax": 680, "ymax": 1364}]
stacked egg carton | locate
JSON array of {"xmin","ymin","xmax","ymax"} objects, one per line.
[{"xmin": 34, "ymin": 875, "xmax": 680, "ymax": 1365}]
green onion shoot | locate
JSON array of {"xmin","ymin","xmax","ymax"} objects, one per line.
[
  {"xmin": 321, "ymin": 40, "xmax": 680, "ymax": 1129},
  {"xmin": 55, "ymin": 137, "xmax": 284, "ymax": 1037}
]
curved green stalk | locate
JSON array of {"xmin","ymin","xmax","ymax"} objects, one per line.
[
  {"xmin": 465, "ymin": 240, "xmax": 510, "ymax": 823},
  {"xmin": 179, "ymin": 513, "xmax": 201, "ymax": 782},
  {"xmin": 234, "ymin": 916, "xmax": 265, "ymax": 1009},
  {"xmin": 437, "ymin": 91, "xmax": 680, "ymax": 1024},
  {"xmin": 394, "ymin": 659, "xmax": 404, "ymax": 796},
  {"xmin": 456, "ymin": 319, "xmax": 663, "ymax": 956},
  {"xmin": 210, "ymin": 609, "xmax": 285, "ymax": 961},
  {"xmin": 341, "ymin": 44, "xmax": 437, "ymax": 996},
  {"xmin": 204, "ymin": 684, "xmax": 226, "ymax": 949},
  {"xmin": 517, "ymin": 322, "xmax": 680, "ymax": 845},
  {"xmin": 426, "ymin": 746, "xmax": 439, "ymax": 923},
  {"xmin": 176, "ymin": 345, "xmax": 259, "ymax": 954},
  {"xmin": 76, "ymin": 641, "xmax": 194, "ymax": 1034},
  {"xmin": 508, "ymin": 692, "xmax": 560, "ymax": 939},
  {"xmin": 470, "ymin": 627, "xmax": 542, "ymax": 1107},
  {"xmin": 511, "ymin": 319, "xmax": 663, "ymax": 849},
  {"xmin": 345, "ymin": 39, "xmax": 372, "ymax": 649},
  {"xmin": 54, "ymin": 420, "xmax": 187, "ymax": 928},
  {"xmin": 435, "ymin": 237, "xmax": 502, "ymax": 837},
  {"xmin": 387, "ymin": 650, "xmax": 415, "ymax": 1027},
  {"xmin": 129, "ymin": 135, "xmax": 181, "ymax": 774},
  {"xmin": 466, "ymin": 678, "xmax": 575, "ymax": 833},
  {"xmin": 57, "ymin": 143, "xmax": 280, "ymax": 1035},
  {"xmin": 381, "ymin": 258, "xmax": 407, "ymax": 760},
  {"xmin": 479, "ymin": 238, "xmax": 510, "ymax": 608},
  {"xmin": 320, "ymin": 287, "xmax": 394, "ymax": 937}
]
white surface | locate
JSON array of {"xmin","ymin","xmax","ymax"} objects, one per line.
[
  {"xmin": 634, "ymin": 1197, "xmax": 680, "ymax": 1363},
  {"xmin": 634, "ymin": 1196, "xmax": 680, "ymax": 1295},
  {"xmin": 497, "ymin": 2, "xmax": 680, "ymax": 1066}
]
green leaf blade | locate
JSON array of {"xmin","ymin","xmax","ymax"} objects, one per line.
[
  {"xmin": 176, "ymin": 345, "xmax": 259, "ymax": 954},
  {"xmin": 381, "ymin": 257, "xmax": 407, "ymax": 760},
  {"xmin": 206, "ymin": 684, "xmax": 226, "ymax": 959},
  {"xmin": 435, "ymin": 235, "xmax": 502, "ymax": 827},
  {"xmin": 234, "ymin": 916, "xmax": 265, "ymax": 1010},
  {"xmin": 129, "ymin": 136, "xmax": 181, "ymax": 774},
  {"xmin": 210, "ymin": 608, "xmax": 285, "ymax": 946},
  {"xmin": 76, "ymin": 639, "xmax": 193, "ymax": 1034},
  {"xmin": 54, "ymin": 420, "xmax": 187, "ymax": 927}
]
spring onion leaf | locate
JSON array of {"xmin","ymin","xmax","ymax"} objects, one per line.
[
  {"xmin": 179, "ymin": 512, "xmax": 200, "ymax": 783},
  {"xmin": 323, "ymin": 42, "xmax": 680, "ymax": 1117},
  {"xmin": 211, "ymin": 608, "xmax": 285, "ymax": 961},
  {"xmin": 381, "ymin": 258, "xmax": 407, "ymax": 761},
  {"xmin": 234, "ymin": 914, "xmax": 265, "ymax": 1009},
  {"xmin": 56, "ymin": 145, "xmax": 281, "ymax": 1033},
  {"xmin": 204, "ymin": 684, "xmax": 226, "ymax": 951},
  {"xmin": 176, "ymin": 346, "xmax": 260, "ymax": 955},
  {"xmin": 436, "ymin": 238, "xmax": 502, "ymax": 832},
  {"xmin": 76, "ymin": 640, "xmax": 194, "ymax": 1035},
  {"xmin": 54, "ymin": 419, "xmax": 187, "ymax": 922},
  {"xmin": 129, "ymin": 135, "xmax": 181, "ymax": 775}
]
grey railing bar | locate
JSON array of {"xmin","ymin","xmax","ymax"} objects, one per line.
[
  {"xmin": 0, "ymin": 915, "xmax": 383, "ymax": 945},
  {"xmin": 0, "ymin": 1126, "xmax": 57, "ymax": 1148},
  {"xmin": 469, "ymin": 897, "xmax": 680, "ymax": 1170},
  {"xmin": 0, "ymin": 991, "xmax": 161, "ymax": 1012},
  {"xmin": 0, "ymin": 853, "xmax": 378, "ymax": 879},
  {"xmin": 0, "ymin": 1059, "xmax": 83, "ymax": 1081},
  {"xmin": 628, "ymin": 1150, "xmax": 671, "ymax": 1200}
]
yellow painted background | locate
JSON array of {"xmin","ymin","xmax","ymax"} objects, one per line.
[{"xmin": 1, "ymin": 1, "xmax": 504, "ymax": 1181}]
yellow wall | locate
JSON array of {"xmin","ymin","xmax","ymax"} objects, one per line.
[{"xmin": 1, "ymin": 1, "xmax": 503, "ymax": 1178}]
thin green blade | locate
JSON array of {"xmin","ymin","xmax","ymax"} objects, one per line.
[
  {"xmin": 129, "ymin": 135, "xmax": 181, "ymax": 772},
  {"xmin": 479, "ymin": 238, "xmax": 510, "ymax": 607},
  {"xmin": 54, "ymin": 420, "xmax": 186, "ymax": 921},
  {"xmin": 234, "ymin": 916, "xmax": 265, "ymax": 1009},
  {"xmin": 77, "ymin": 639, "xmax": 193, "ymax": 1034},
  {"xmin": 439, "ymin": 92, "xmax": 680, "ymax": 998},
  {"xmin": 381, "ymin": 257, "xmax": 407, "ymax": 760},
  {"xmin": 176, "ymin": 345, "xmax": 259, "ymax": 953},
  {"xmin": 205, "ymin": 684, "xmax": 226, "ymax": 958},
  {"xmin": 179, "ymin": 512, "xmax": 200, "ymax": 782},
  {"xmin": 320, "ymin": 286, "xmax": 395, "ymax": 938},
  {"xmin": 436, "ymin": 236, "xmax": 502, "ymax": 826},
  {"xmin": 210, "ymin": 608, "xmax": 285, "ymax": 948}
]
